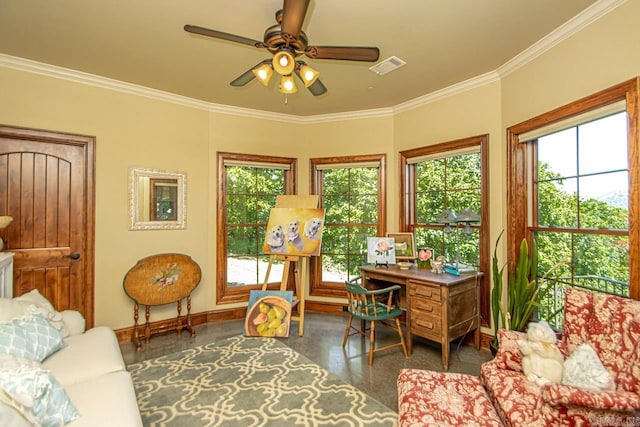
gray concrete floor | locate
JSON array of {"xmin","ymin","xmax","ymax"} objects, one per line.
[{"xmin": 120, "ymin": 311, "xmax": 493, "ymax": 411}]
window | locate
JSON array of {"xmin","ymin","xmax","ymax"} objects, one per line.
[
  {"xmin": 400, "ymin": 135, "xmax": 490, "ymax": 325},
  {"xmin": 507, "ymin": 78, "xmax": 640, "ymax": 329},
  {"xmin": 309, "ymin": 155, "xmax": 386, "ymax": 297},
  {"xmin": 216, "ymin": 152, "xmax": 296, "ymax": 304}
]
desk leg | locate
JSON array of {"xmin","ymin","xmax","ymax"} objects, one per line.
[
  {"xmin": 442, "ymin": 339, "xmax": 449, "ymax": 371},
  {"xmin": 405, "ymin": 309, "xmax": 413, "ymax": 355},
  {"xmin": 405, "ymin": 291, "xmax": 413, "ymax": 355},
  {"xmin": 474, "ymin": 326, "xmax": 480, "ymax": 350}
]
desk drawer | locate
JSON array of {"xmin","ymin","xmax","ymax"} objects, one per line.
[
  {"xmin": 408, "ymin": 281, "xmax": 441, "ymax": 302},
  {"xmin": 364, "ymin": 271, "xmax": 406, "ymax": 285},
  {"xmin": 410, "ymin": 297, "xmax": 441, "ymax": 316},
  {"xmin": 411, "ymin": 314, "xmax": 442, "ymax": 339}
]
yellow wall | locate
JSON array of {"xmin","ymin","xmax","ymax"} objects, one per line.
[
  {"xmin": 302, "ymin": 117, "xmax": 395, "ymax": 214},
  {"xmin": 394, "ymin": 82, "xmax": 505, "ymax": 249},
  {"xmin": 0, "ymin": 66, "xmax": 212, "ymax": 328},
  {"xmin": 501, "ymin": 0, "xmax": 640, "ymax": 128},
  {"xmin": 1, "ymin": 1, "xmax": 639, "ymax": 332}
]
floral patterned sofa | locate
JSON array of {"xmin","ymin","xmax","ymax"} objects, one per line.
[
  {"xmin": 481, "ymin": 287, "xmax": 640, "ymax": 426},
  {"xmin": 398, "ymin": 369, "xmax": 503, "ymax": 426}
]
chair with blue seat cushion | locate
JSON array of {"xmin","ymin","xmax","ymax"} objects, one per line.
[{"xmin": 342, "ymin": 278, "xmax": 408, "ymax": 365}]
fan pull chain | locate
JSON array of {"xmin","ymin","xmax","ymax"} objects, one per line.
[{"xmin": 284, "ymin": 95, "xmax": 288, "ymax": 104}]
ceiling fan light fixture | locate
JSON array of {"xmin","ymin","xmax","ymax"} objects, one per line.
[
  {"xmin": 279, "ymin": 74, "xmax": 298, "ymax": 94},
  {"xmin": 272, "ymin": 51, "xmax": 296, "ymax": 75},
  {"xmin": 252, "ymin": 63, "xmax": 273, "ymax": 86},
  {"xmin": 299, "ymin": 64, "xmax": 320, "ymax": 87}
]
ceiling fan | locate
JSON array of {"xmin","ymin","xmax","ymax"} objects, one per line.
[{"xmin": 184, "ymin": 0, "xmax": 380, "ymax": 96}]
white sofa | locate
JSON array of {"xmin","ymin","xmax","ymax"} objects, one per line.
[{"xmin": 0, "ymin": 290, "xmax": 142, "ymax": 427}]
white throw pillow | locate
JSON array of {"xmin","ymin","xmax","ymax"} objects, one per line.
[
  {"xmin": 13, "ymin": 290, "xmax": 69, "ymax": 338},
  {"xmin": 562, "ymin": 343, "xmax": 616, "ymax": 391},
  {"xmin": 0, "ymin": 299, "xmax": 34, "ymax": 324},
  {"xmin": 0, "ymin": 310, "xmax": 66, "ymax": 362},
  {"xmin": 0, "ymin": 354, "xmax": 79, "ymax": 426},
  {"xmin": 60, "ymin": 311, "xmax": 85, "ymax": 336}
]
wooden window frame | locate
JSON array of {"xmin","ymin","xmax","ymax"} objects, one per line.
[
  {"xmin": 309, "ymin": 154, "xmax": 386, "ymax": 297},
  {"xmin": 216, "ymin": 152, "xmax": 297, "ymax": 304},
  {"xmin": 507, "ymin": 78, "xmax": 640, "ymax": 301}
]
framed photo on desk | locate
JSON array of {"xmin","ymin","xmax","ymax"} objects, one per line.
[
  {"xmin": 366, "ymin": 237, "xmax": 396, "ymax": 264},
  {"xmin": 386, "ymin": 232, "xmax": 416, "ymax": 260}
]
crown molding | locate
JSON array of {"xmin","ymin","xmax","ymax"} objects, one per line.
[
  {"xmin": 0, "ymin": 53, "xmax": 305, "ymax": 123},
  {"xmin": 497, "ymin": 0, "xmax": 627, "ymax": 78},
  {"xmin": 296, "ymin": 107, "xmax": 394, "ymax": 124},
  {"xmin": 392, "ymin": 71, "xmax": 501, "ymax": 115},
  {"xmin": 0, "ymin": 53, "xmax": 214, "ymax": 111},
  {"xmin": 0, "ymin": 0, "xmax": 625, "ymax": 124}
]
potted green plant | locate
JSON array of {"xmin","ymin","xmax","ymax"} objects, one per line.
[
  {"xmin": 490, "ymin": 231, "xmax": 505, "ymax": 354},
  {"xmin": 490, "ymin": 231, "xmax": 562, "ymax": 354}
]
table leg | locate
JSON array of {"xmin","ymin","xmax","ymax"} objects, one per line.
[
  {"xmin": 133, "ymin": 302, "xmax": 141, "ymax": 351},
  {"xmin": 176, "ymin": 299, "xmax": 183, "ymax": 336},
  {"xmin": 442, "ymin": 340, "xmax": 449, "ymax": 371},
  {"xmin": 144, "ymin": 305, "xmax": 151, "ymax": 345}
]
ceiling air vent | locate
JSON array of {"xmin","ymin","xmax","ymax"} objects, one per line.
[{"xmin": 369, "ymin": 56, "xmax": 406, "ymax": 75}]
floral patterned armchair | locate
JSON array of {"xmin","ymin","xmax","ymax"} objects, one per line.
[{"xmin": 481, "ymin": 287, "xmax": 640, "ymax": 426}]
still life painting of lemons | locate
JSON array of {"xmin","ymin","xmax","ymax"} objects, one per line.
[{"xmin": 245, "ymin": 296, "xmax": 292, "ymax": 337}]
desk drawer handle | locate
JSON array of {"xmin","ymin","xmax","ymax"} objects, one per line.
[
  {"xmin": 416, "ymin": 289, "xmax": 437, "ymax": 298},
  {"xmin": 416, "ymin": 303, "xmax": 434, "ymax": 312},
  {"xmin": 416, "ymin": 320, "xmax": 435, "ymax": 329}
]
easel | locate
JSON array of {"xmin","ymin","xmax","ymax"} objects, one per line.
[{"xmin": 261, "ymin": 195, "xmax": 319, "ymax": 337}]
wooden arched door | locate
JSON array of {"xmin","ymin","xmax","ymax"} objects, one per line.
[{"xmin": 0, "ymin": 125, "xmax": 95, "ymax": 328}]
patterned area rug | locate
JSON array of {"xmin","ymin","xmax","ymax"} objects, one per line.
[{"xmin": 128, "ymin": 336, "xmax": 397, "ymax": 427}]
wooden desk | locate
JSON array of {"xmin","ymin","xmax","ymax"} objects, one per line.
[{"xmin": 360, "ymin": 264, "xmax": 481, "ymax": 370}]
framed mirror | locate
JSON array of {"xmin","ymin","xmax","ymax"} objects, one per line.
[{"xmin": 129, "ymin": 167, "xmax": 187, "ymax": 230}]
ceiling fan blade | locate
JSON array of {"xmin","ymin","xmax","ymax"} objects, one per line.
[
  {"xmin": 230, "ymin": 61, "xmax": 266, "ymax": 87},
  {"xmin": 305, "ymin": 46, "xmax": 380, "ymax": 62},
  {"xmin": 184, "ymin": 24, "xmax": 264, "ymax": 48},
  {"xmin": 281, "ymin": 0, "xmax": 310, "ymax": 42},
  {"xmin": 307, "ymin": 78, "xmax": 327, "ymax": 96}
]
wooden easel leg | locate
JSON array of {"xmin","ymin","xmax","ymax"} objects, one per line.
[
  {"xmin": 279, "ymin": 256, "xmax": 305, "ymax": 336},
  {"xmin": 262, "ymin": 255, "xmax": 275, "ymax": 290},
  {"xmin": 280, "ymin": 259, "xmax": 291, "ymax": 290},
  {"xmin": 297, "ymin": 257, "xmax": 306, "ymax": 336},
  {"xmin": 262, "ymin": 254, "xmax": 307, "ymax": 337}
]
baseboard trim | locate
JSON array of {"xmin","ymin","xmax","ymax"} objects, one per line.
[
  {"xmin": 479, "ymin": 332, "xmax": 494, "ymax": 351},
  {"xmin": 115, "ymin": 303, "xmax": 494, "ymax": 351},
  {"xmin": 114, "ymin": 302, "xmax": 347, "ymax": 344}
]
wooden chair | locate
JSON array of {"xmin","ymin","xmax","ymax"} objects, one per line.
[{"xmin": 342, "ymin": 277, "xmax": 408, "ymax": 365}]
